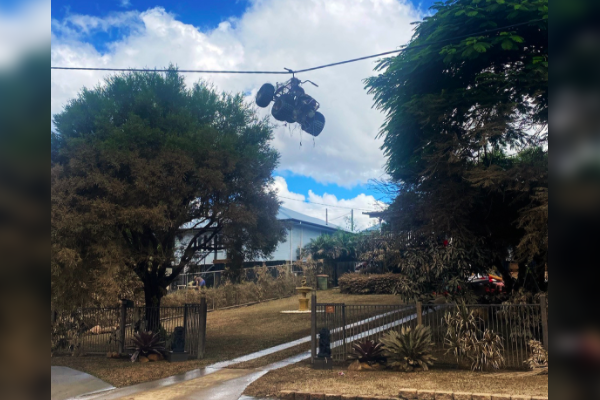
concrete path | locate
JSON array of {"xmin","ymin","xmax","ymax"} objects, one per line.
[
  {"xmin": 51, "ymin": 367, "xmax": 115, "ymax": 400},
  {"xmin": 77, "ymin": 352, "xmax": 308, "ymax": 400}
]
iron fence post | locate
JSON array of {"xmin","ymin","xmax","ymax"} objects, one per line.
[
  {"xmin": 118, "ymin": 300, "xmax": 126, "ymax": 355},
  {"xmin": 183, "ymin": 303, "xmax": 189, "ymax": 350},
  {"xmin": 540, "ymin": 294, "xmax": 548, "ymax": 351},
  {"xmin": 198, "ymin": 296, "xmax": 207, "ymax": 359},
  {"xmin": 342, "ymin": 304, "xmax": 347, "ymax": 362},
  {"xmin": 416, "ymin": 302, "xmax": 423, "ymax": 326},
  {"xmin": 311, "ymin": 291, "xmax": 317, "ymax": 364}
]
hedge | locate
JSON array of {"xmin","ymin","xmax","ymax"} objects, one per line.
[{"xmin": 339, "ymin": 273, "xmax": 405, "ymax": 294}]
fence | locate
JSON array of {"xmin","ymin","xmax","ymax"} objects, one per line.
[
  {"xmin": 51, "ymin": 298, "xmax": 207, "ymax": 359},
  {"xmin": 311, "ymin": 295, "xmax": 548, "ymax": 369},
  {"xmin": 169, "ymin": 264, "xmax": 303, "ymax": 291}
]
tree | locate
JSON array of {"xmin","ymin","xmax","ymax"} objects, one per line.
[
  {"xmin": 51, "ymin": 69, "xmax": 286, "ymax": 327},
  {"xmin": 364, "ymin": 0, "xmax": 548, "ymax": 293},
  {"xmin": 303, "ymin": 230, "xmax": 358, "ymax": 262}
]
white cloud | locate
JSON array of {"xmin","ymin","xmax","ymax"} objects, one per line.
[
  {"xmin": 271, "ymin": 176, "xmax": 386, "ymax": 231},
  {"xmin": 120, "ymin": 0, "xmax": 132, "ymax": 8},
  {"xmin": 0, "ymin": 0, "xmax": 50, "ymax": 67},
  {"xmin": 51, "ymin": 0, "xmax": 422, "ymax": 187}
]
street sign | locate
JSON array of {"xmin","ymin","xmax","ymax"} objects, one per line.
[{"xmin": 325, "ymin": 305, "xmax": 335, "ymax": 314}]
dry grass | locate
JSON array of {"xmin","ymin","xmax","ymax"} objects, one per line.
[
  {"xmin": 51, "ymin": 289, "xmax": 400, "ymax": 387},
  {"xmin": 244, "ymin": 362, "xmax": 549, "ymax": 398}
]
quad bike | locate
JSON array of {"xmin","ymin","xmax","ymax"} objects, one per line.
[{"xmin": 255, "ymin": 76, "xmax": 325, "ymax": 137}]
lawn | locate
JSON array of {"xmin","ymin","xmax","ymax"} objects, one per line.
[
  {"xmin": 51, "ymin": 289, "xmax": 401, "ymax": 387},
  {"xmin": 244, "ymin": 361, "xmax": 549, "ymax": 398}
]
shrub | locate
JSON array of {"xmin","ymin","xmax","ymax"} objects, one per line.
[
  {"xmin": 127, "ymin": 331, "xmax": 166, "ymax": 362},
  {"xmin": 444, "ymin": 304, "xmax": 505, "ymax": 371},
  {"xmin": 349, "ymin": 340, "xmax": 386, "ymax": 365},
  {"xmin": 380, "ymin": 325, "xmax": 436, "ymax": 371},
  {"xmin": 525, "ymin": 339, "xmax": 548, "ymax": 374},
  {"xmin": 339, "ymin": 273, "xmax": 406, "ymax": 294},
  {"xmin": 163, "ymin": 265, "xmax": 301, "ymax": 308}
]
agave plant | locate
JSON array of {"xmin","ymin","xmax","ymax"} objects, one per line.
[
  {"xmin": 349, "ymin": 340, "xmax": 386, "ymax": 365},
  {"xmin": 380, "ymin": 325, "xmax": 436, "ymax": 371},
  {"xmin": 127, "ymin": 330, "xmax": 166, "ymax": 362}
]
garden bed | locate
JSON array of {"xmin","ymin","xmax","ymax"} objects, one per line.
[{"xmin": 244, "ymin": 361, "xmax": 548, "ymax": 399}]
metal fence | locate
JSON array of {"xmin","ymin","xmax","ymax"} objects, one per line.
[
  {"xmin": 52, "ymin": 302, "xmax": 207, "ymax": 358},
  {"xmin": 312, "ymin": 298, "xmax": 548, "ymax": 369},
  {"xmin": 169, "ymin": 264, "xmax": 302, "ymax": 291}
]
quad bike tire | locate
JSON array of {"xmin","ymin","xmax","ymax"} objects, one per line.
[
  {"xmin": 301, "ymin": 111, "xmax": 325, "ymax": 137},
  {"xmin": 256, "ymin": 83, "xmax": 275, "ymax": 108},
  {"xmin": 272, "ymin": 94, "xmax": 295, "ymax": 122}
]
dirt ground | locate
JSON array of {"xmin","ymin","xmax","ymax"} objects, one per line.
[
  {"xmin": 244, "ymin": 361, "xmax": 549, "ymax": 398},
  {"xmin": 51, "ymin": 290, "xmax": 400, "ymax": 387}
]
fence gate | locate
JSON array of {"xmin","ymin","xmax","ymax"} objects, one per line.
[
  {"xmin": 311, "ymin": 298, "xmax": 418, "ymax": 362},
  {"xmin": 51, "ymin": 298, "xmax": 207, "ymax": 359}
]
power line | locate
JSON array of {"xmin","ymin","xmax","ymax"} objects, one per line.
[
  {"xmin": 50, "ymin": 67, "xmax": 289, "ymax": 74},
  {"xmin": 330, "ymin": 212, "xmax": 351, "ymax": 221},
  {"xmin": 277, "ymin": 195, "xmax": 381, "ymax": 212},
  {"xmin": 51, "ymin": 18, "xmax": 545, "ymax": 74}
]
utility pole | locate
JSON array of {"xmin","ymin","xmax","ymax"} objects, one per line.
[
  {"xmin": 326, "ymin": 208, "xmax": 328, "ymax": 225},
  {"xmin": 351, "ymin": 209, "xmax": 354, "ymax": 232}
]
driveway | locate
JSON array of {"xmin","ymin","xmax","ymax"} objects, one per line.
[{"xmin": 51, "ymin": 366, "xmax": 114, "ymax": 400}]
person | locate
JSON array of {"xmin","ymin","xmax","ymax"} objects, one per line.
[{"xmin": 194, "ymin": 276, "xmax": 206, "ymax": 290}]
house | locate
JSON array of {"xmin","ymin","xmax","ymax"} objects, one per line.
[
  {"xmin": 270, "ymin": 207, "xmax": 343, "ymax": 263},
  {"xmin": 174, "ymin": 206, "xmax": 342, "ymax": 270}
]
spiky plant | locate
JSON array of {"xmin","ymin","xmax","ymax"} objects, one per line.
[
  {"xmin": 444, "ymin": 304, "xmax": 505, "ymax": 371},
  {"xmin": 380, "ymin": 325, "xmax": 436, "ymax": 371},
  {"xmin": 525, "ymin": 339, "xmax": 548, "ymax": 374},
  {"xmin": 349, "ymin": 340, "xmax": 386, "ymax": 365},
  {"xmin": 127, "ymin": 330, "xmax": 166, "ymax": 362},
  {"xmin": 469, "ymin": 329, "xmax": 505, "ymax": 371}
]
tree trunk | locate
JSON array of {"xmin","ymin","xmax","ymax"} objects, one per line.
[{"xmin": 143, "ymin": 279, "xmax": 164, "ymax": 334}]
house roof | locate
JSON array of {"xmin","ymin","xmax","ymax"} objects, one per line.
[
  {"xmin": 277, "ymin": 206, "xmax": 342, "ymax": 232},
  {"xmin": 180, "ymin": 206, "xmax": 343, "ymax": 232},
  {"xmin": 362, "ymin": 223, "xmax": 382, "ymax": 232}
]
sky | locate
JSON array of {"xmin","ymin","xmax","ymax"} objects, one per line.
[{"xmin": 45, "ymin": 0, "xmax": 431, "ymax": 230}]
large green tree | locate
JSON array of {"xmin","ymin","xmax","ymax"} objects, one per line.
[
  {"xmin": 364, "ymin": 0, "xmax": 548, "ymax": 293},
  {"xmin": 51, "ymin": 70, "xmax": 286, "ymax": 323}
]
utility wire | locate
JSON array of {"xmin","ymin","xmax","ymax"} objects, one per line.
[
  {"xmin": 330, "ymin": 212, "xmax": 351, "ymax": 221},
  {"xmin": 51, "ymin": 18, "xmax": 545, "ymax": 74},
  {"xmin": 277, "ymin": 195, "xmax": 381, "ymax": 212},
  {"xmin": 50, "ymin": 67, "xmax": 289, "ymax": 74}
]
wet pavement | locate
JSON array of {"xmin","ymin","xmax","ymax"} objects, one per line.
[
  {"xmin": 78, "ymin": 352, "xmax": 309, "ymax": 400},
  {"xmin": 51, "ymin": 367, "xmax": 115, "ymax": 400}
]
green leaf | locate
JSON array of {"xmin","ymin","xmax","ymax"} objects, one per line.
[
  {"xmin": 455, "ymin": 9, "xmax": 466, "ymax": 15},
  {"xmin": 467, "ymin": 10, "xmax": 479, "ymax": 16},
  {"xmin": 473, "ymin": 43, "xmax": 488, "ymax": 52},
  {"xmin": 511, "ymin": 35, "xmax": 525, "ymax": 43},
  {"xmin": 501, "ymin": 40, "xmax": 514, "ymax": 50},
  {"xmin": 496, "ymin": 0, "xmax": 505, "ymax": 3},
  {"xmin": 532, "ymin": 56, "xmax": 544, "ymax": 64}
]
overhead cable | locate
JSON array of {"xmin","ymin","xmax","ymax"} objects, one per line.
[{"xmin": 51, "ymin": 18, "xmax": 546, "ymax": 75}]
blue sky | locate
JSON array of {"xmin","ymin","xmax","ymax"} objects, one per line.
[{"xmin": 51, "ymin": 0, "xmax": 427, "ymax": 228}]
